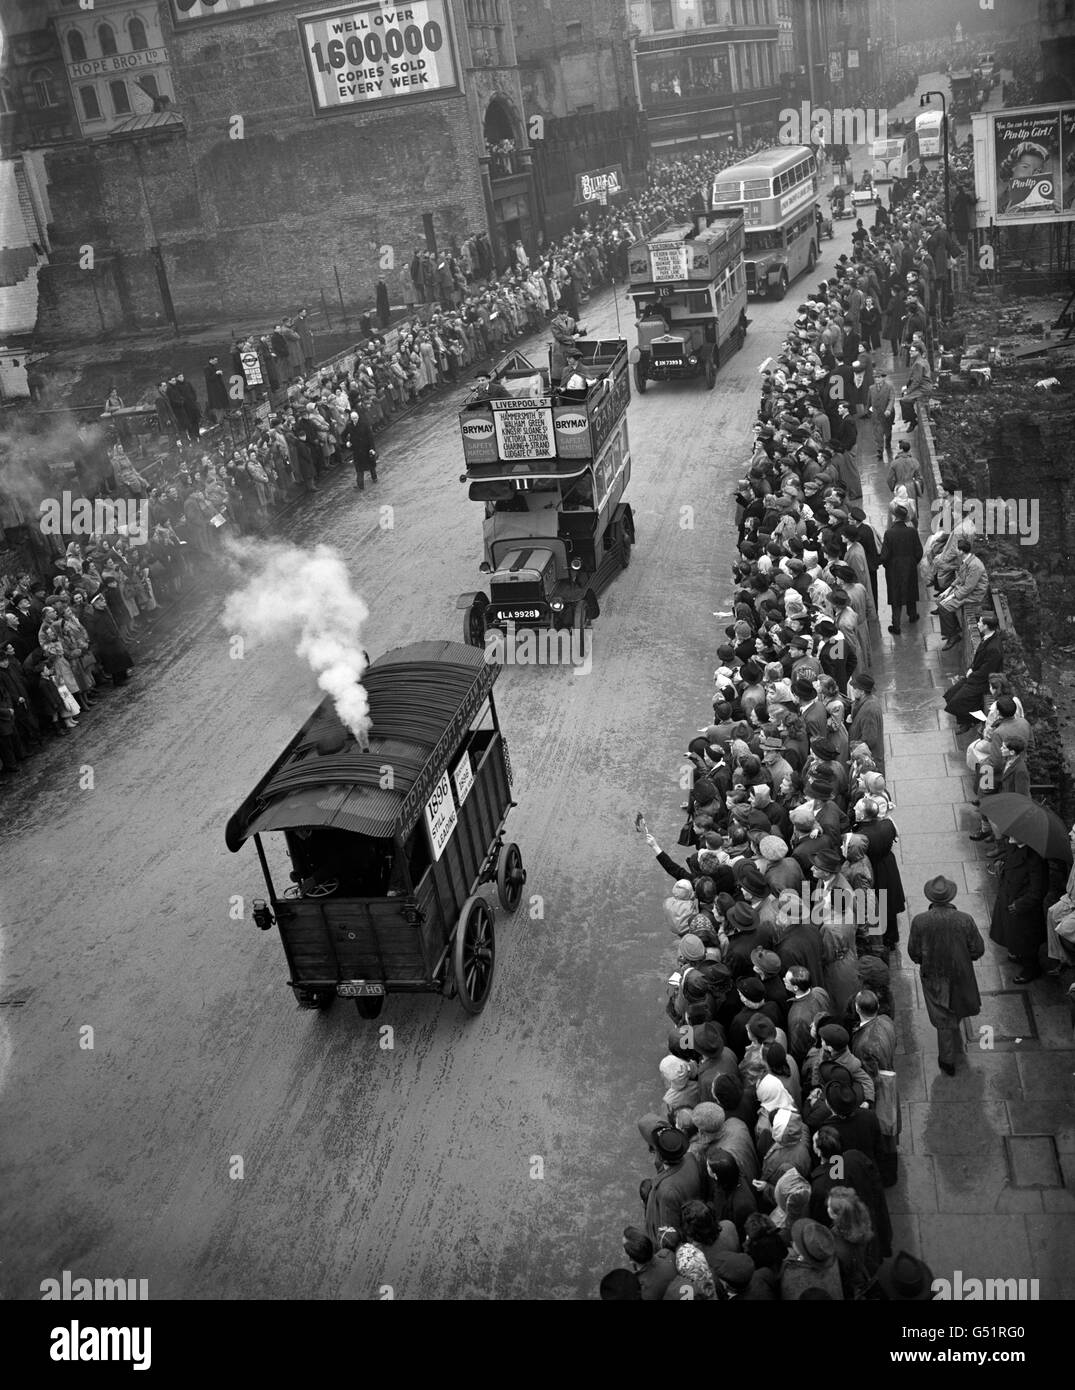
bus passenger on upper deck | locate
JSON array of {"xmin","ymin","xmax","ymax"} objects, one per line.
[
  {"xmin": 561, "ymin": 348, "xmax": 596, "ymax": 392},
  {"xmin": 471, "ymin": 369, "xmax": 509, "ymax": 401}
]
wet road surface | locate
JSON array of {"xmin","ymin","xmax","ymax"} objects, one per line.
[{"xmin": 0, "ymin": 234, "xmax": 842, "ymax": 1300}]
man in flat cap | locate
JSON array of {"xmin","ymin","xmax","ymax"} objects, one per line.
[{"xmin": 907, "ymin": 876, "xmax": 985, "ymax": 1075}]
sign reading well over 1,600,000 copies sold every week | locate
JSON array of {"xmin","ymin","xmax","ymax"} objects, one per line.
[{"xmin": 298, "ymin": 0, "xmax": 460, "ymax": 112}]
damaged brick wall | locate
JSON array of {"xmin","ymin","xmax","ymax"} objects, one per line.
[{"xmin": 37, "ymin": 2, "xmax": 489, "ymax": 340}]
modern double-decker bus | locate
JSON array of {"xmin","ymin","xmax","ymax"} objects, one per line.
[
  {"xmin": 871, "ymin": 131, "xmax": 921, "ymax": 183},
  {"xmin": 710, "ymin": 145, "xmax": 819, "ymax": 300},
  {"xmin": 915, "ymin": 109, "xmax": 945, "ymax": 160}
]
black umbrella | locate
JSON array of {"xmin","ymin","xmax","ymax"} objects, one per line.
[{"xmin": 982, "ymin": 793, "xmax": 1072, "ymax": 864}]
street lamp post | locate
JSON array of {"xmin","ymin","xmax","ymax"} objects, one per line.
[{"xmin": 921, "ymin": 89, "xmax": 951, "ymax": 318}]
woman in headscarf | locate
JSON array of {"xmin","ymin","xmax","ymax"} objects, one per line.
[
  {"xmin": 663, "ymin": 880, "xmax": 698, "ymax": 934},
  {"xmin": 659, "ymin": 1053, "xmax": 701, "ymax": 1121},
  {"xmin": 755, "ymin": 1070, "xmax": 798, "ymax": 1120},
  {"xmin": 761, "ymin": 1038, "xmax": 801, "ymax": 1108},
  {"xmin": 758, "ymin": 1109, "xmax": 811, "ymax": 1189},
  {"xmin": 888, "ymin": 482, "xmax": 917, "ymax": 525},
  {"xmin": 671, "ymin": 1236, "xmax": 719, "ymax": 1300},
  {"xmin": 769, "ymin": 1167, "xmax": 811, "ymax": 1231}
]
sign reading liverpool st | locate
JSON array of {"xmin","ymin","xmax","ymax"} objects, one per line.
[{"xmin": 298, "ymin": 1, "xmax": 461, "ymax": 112}]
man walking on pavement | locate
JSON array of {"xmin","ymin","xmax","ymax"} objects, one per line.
[
  {"xmin": 907, "ymin": 876, "xmax": 985, "ymax": 1075},
  {"xmin": 342, "ymin": 409, "xmax": 378, "ymax": 491},
  {"xmin": 868, "ymin": 366, "xmax": 896, "ymax": 463},
  {"xmin": 878, "ymin": 504, "xmax": 922, "ymax": 635}
]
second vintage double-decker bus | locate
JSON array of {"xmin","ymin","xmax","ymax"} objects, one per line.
[{"xmin": 710, "ymin": 144, "xmax": 820, "ymax": 300}]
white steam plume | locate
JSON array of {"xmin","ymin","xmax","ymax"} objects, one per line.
[{"xmin": 221, "ymin": 539, "xmax": 371, "ymax": 747}]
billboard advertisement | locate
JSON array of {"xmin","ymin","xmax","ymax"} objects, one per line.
[
  {"xmin": 298, "ymin": 1, "xmax": 460, "ymax": 113},
  {"xmin": 574, "ymin": 165, "xmax": 624, "ymax": 206},
  {"xmin": 972, "ymin": 104, "xmax": 1075, "ymax": 226},
  {"xmin": 171, "ymin": 0, "xmax": 285, "ymax": 23}
]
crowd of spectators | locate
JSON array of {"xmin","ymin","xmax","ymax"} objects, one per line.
[
  {"xmin": 0, "ymin": 139, "xmax": 775, "ymax": 774},
  {"xmin": 598, "ymin": 151, "xmax": 1073, "ymax": 1302}
]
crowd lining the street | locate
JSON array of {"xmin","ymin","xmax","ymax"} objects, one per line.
[
  {"xmin": 0, "ymin": 141, "xmax": 777, "ymax": 773},
  {"xmin": 599, "ymin": 161, "xmax": 1075, "ymax": 1302}
]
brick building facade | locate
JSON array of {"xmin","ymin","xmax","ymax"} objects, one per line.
[{"xmin": 37, "ymin": 0, "xmax": 531, "ymax": 341}]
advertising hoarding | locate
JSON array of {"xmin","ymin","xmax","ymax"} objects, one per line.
[
  {"xmin": 972, "ymin": 104, "xmax": 1075, "ymax": 226},
  {"xmin": 574, "ymin": 165, "xmax": 624, "ymax": 205},
  {"xmin": 298, "ymin": 1, "xmax": 460, "ymax": 113},
  {"xmin": 171, "ymin": 0, "xmax": 285, "ymax": 23}
]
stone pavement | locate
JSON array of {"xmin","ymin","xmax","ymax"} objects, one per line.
[{"xmin": 856, "ymin": 367, "xmax": 1075, "ymax": 1300}]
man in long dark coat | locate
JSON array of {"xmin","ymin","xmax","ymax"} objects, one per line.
[
  {"xmin": 0, "ymin": 643, "xmax": 40, "ymax": 747},
  {"xmin": 878, "ymin": 504, "xmax": 922, "ymax": 634},
  {"xmin": 907, "ymin": 875, "xmax": 985, "ymax": 1074},
  {"xmin": 847, "ymin": 672, "xmax": 884, "ymax": 774},
  {"xmin": 155, "ymin": 380, "xmax": 178, "ymax": 438},
  {"xmin": 83, "ymin": 592, "xmax": 134, "ymax": 685},
  {"xmin": 943, "ymin": 612, "xmax": 1004, "ymax": 733},
  {"xmin": 295, "ymin": 310, "xmax": 316, "ymax": 372},
  {"xmin": 989, "ymin": 841, "xmax": 1046, "ymax": 982},
  {"xmin": 174, "ymin": 372, "xmax": 201, "ymax": 439},
  {"xmin": 639, "ymin": 1125, "xmax": 704, "ymax": 1246},
  {"xmin": 375, "ymin": 278, "xmax": 391, "ymax": 329},
  {"xmin": 166, "ymin": 375, "xmax": 198, "ymax": 442},
  {"xmin": 341, "ymin": 410, "xmax": 377, "ymax": 491},
  {"xmin": 204, "ymin": 357, "xmax": 229, "ymax": 424},
  {"xmin": 855, "ymin": 799, "xmax": 905, "ymax": 949}
]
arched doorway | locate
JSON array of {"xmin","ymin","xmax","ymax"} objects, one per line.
[
  {"xmin": 483, "ymin": 95, "xmax": 518, "ymax": 178},
  {"xmin": 483, "ymin": 94, "xmax": 537, "ymax": 269}
]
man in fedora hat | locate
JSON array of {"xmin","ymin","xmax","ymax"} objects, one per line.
[
  {"xmin": 876, "ymin": 1249, "xmax": 936, "ymax": 1300},
  {"xmin": 847, "ymin": 671, "xmax": 884, "ymax": 773},
  {"xmin": 878, "ymin": 503, "xmax": 923, "ymax": 635},
  {"xmin": 793, "ymin": 676, "xmax": 828, "ymax": 742},
  {"xmin": 639, "ymin": 1123, "xmax": 704, "ymax": 1245},
  {"xmin": 805, "ymin": 1067, "xmax": 884, "ymax": 1169},
  {"xmin": 907, "ymin": 876, "xmax": 985, "ymax": 1074},
  {"xmin": 723, "ymin": 899, "xmax": 770, "ymax": 978}
]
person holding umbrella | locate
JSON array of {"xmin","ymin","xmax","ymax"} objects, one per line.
[
  {"xmin": 982, "ymin": 794, "xmax": 1073, "ymax": 983},
  {"xmin": 907, "ymin": 876, "xmax": 986, "ymax": 1075},
  {"xmin": 990, "ymin": 838, "xmax": 1047, "ymax": 983}
]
